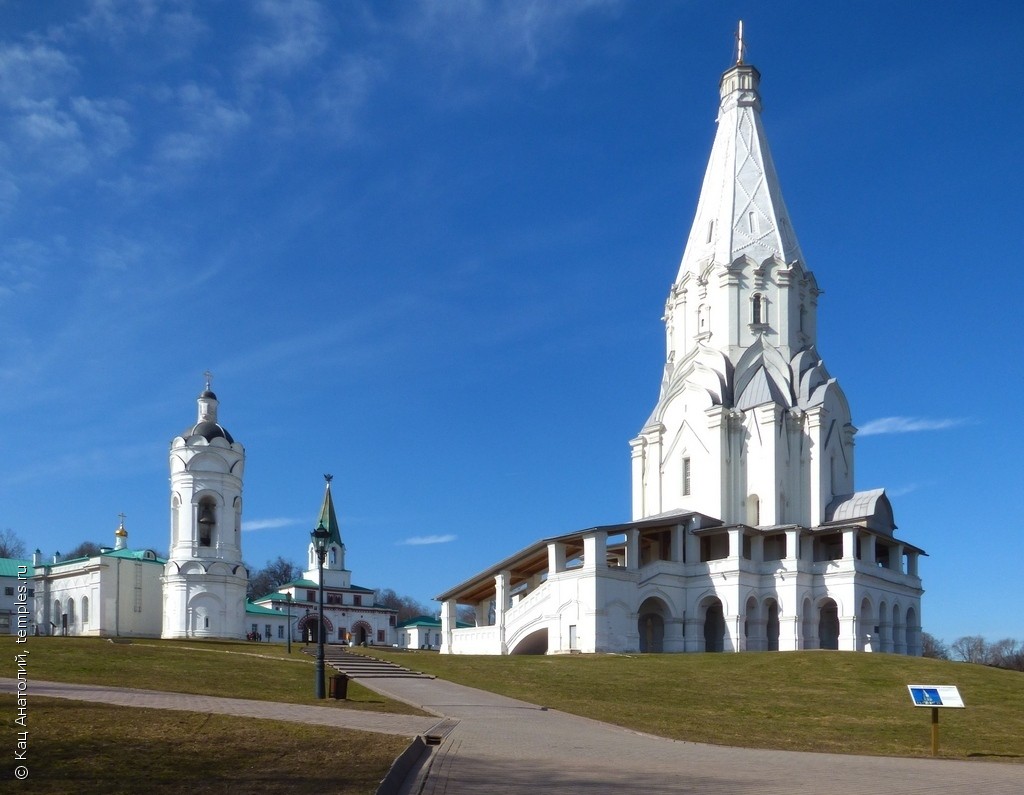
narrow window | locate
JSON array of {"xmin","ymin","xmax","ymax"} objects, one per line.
[
  {"xmin": 682, "ymin": 457, "xmax": 692, "ymax": 496},
  {"xmin": 82, "ymin": 596, "xmax": 89, "ymax": 624},
  {"xmin": 752, "ymin": 294, "xmax": 764, "ymax": 325},
  {"xmin": 706, "ymin": 220, "xmax": 714, "ymax": 243},
  {"xmin": 133, "ymin": 565, "xmax": 143, "ymax": 613},
  {"xmin": 748, "ymin": 212, "xmax": 756, "ymax": 233}
]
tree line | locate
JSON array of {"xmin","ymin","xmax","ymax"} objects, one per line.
[{"xmin": 922, "ymin": 632, "xmax": 1024, "ymax": 671}]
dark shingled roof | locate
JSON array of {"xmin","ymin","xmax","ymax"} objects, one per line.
[{"xmin": 183, "ymin": 419, "xmax": 234, "ymax": 443}]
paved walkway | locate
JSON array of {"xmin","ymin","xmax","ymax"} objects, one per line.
[{"xmin": 3, "ymin": 676, "xmax": 1021, "ymax": 794}]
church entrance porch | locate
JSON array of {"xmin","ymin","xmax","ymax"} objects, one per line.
[
  {"xmin": 637, "ymin": 597, "xmax": 670, "ymax": 653},
  {"xmin": 352, "ymin": 620, "xmax": 372, "ymax": 645},
  {"xmin": 298, "ymin": 612, "xmax": 333, "ymax": 644}
]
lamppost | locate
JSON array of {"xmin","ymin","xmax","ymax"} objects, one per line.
[
  {"xmin": 311, "ymin": 521, "xmax": 330, "ymax": 699},
  {"xmin": 286, "ymin": 592, "xmax": 292, "ymax": 655}
]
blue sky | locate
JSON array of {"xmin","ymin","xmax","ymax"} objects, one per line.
[{"xmin": 1, "ymin": 1, "xmax": 1021, "ymax": 644}]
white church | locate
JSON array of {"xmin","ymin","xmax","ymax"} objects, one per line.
[
  {"xmin": 436, "ymin": 42, "xmax": 925, "ymax": 656},
  {"xmin": 33, "ymin": 383, "xmax": 397, "ymax": 646}
]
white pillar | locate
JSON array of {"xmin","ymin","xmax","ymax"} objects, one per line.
[
  {"xmin": 625, "ymin": 529, "xmax": 640, "ymax": 570},
  {"xmin": 583, "ymin": 532, "xmax": 607, "ymax": 571},
  {"xmin": 439, "ymin": 599, "xmax": 457, "ymax": 654},
  {"xmin": 547, "ymin": 542, "xmax": 566, "ymax": 574}
]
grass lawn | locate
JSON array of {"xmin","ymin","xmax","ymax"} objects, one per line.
[
  {"xmin": 358, "ymin": 647, "xmax": 1024, "ymax": 761},
  {"xmin": 9, "ymin": 635, "xmax": 1024, "ymax": 782},
  {"xmin": 21, "ymin": 636, "xmax": 425, "ymax": 714},
  {"xmin": 2, "ymin": 694, "xmax": 408, "ymax": 795}
]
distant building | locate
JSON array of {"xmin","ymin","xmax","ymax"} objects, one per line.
[
  {"xmin": 0, "ymin": 558, "xmax": 34, "ymax": 636},
  {"xmin": 397, "ymin": 615, "xmax": 472, "ymax": 650},
  {"xmin": 249, "ymin": 477, "xmax": 398, "ymax": 647},
  {"xmin": 32, "ymin": 522, "xmax": 165, "ymax": 638},
  {"xmin": 437, "ymin": 39, "xmax": 925, "ymax": 656},
  {"xmin": 30, "ymin": 382, "xmax": 396, "ymax": 645}
]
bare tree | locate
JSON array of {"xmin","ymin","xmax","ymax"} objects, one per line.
[
  {"xmin": 0, "ymin": 528, "xmax": 27, "ymax": 558},
  {"xmin": 988, "ymin": 638, "xmax": 1024, "ymax": 672},
  {"xmin": 920, "ymin": 632, "xmax": 950, "ymax": 660},
  {"xmin": 247, "ymin": 556, "xmax": 301, "ymax": 600},
  {"xmin": 376, "ymin": 588, "xmax": 431, "ymax": 623},
  {"xmin": 65, "ymin": 541, "xmax": 103, "ymax": 559},
  {"xmin": 950, "ymin": 635, "xmax": 990, "ymax": 665}
]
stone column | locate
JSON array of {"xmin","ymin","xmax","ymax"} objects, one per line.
[
  {"xmin": 842, "ymin": 529, "xmax": 856, "ymax": 560},
  {"xmin": 547, "ymin": 541, "xmax": 566, "ymax": 575},
  {"xmin": 494, "ymin": 571, "xmax": 510, "ymax": 654},
  {"xmin": 439, "ymin": 599, "xmax": 457, "ymax": 654},
  {"xmin": 625, "ymin": 529, "xmax": 640, "ymax": 570},
  {"xmin": 671, "ymin": 524, "xmax": 685, "ymax": 562},
  {"xmin": 582, "ymin": 532, "xmax": 607, "ymax": 572}
]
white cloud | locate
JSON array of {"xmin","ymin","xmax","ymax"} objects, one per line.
[
  {"xmin": 240, "ymin": 0, "xmax": 330, "ymax": 84},
  {"xmin": 400, "ymin": 534, "xmax": 457, "ymax": 546},
  {"xmin": 400, "ymin": 0, "xmax": 624, "ymax": 74},
  {"xmin": 858, "ymin": 416, "xmax": 968, "ymax": 437},
  {"xmin": 243, "ymin": 518, "xmax": 299, "ymax": 532}
]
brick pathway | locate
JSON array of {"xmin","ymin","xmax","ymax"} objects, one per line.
[{"xmin": 4, "ymin": 676, "xmax": 1022, "ymax": 794}]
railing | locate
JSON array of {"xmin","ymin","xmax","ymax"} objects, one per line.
[{"xmin": 447, "ymin": 625, "xmax": 500, "ymax": 654}]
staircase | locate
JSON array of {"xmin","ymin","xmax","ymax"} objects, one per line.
[{"xmin": 302, "ymin": 646, "xmax": 435, "ymax": 680}]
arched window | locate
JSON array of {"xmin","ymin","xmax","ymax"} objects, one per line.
[
  {"xmin": 82, "ymin": 596, "xmax": 90, "ymax": 625},
  {"xmin": 698, "ymin": 304, "xmax": 710, "ymax": 336},
  {"xmin": 747, "ymin": 494, "xmax": 760, "ymax": 526},
  {"xmin": 751, "ymin": 293, "xmax": 766, "ymax": 325},
  {"xmin": 197, "ymin": 498, "xmax": 216, "ymax": 546},
  {"xmin": 67, "ymin": 598, "xmax": 76, "ymax": 629}
]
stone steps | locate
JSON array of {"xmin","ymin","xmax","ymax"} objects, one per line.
[{"xmin": 302, "ymin": 646, "xmax": 435, "ymax": 679}]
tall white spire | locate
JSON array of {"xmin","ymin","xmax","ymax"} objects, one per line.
[{"xmin": 675, "ymin": 29, "xmax": 805, "ymax": 286}]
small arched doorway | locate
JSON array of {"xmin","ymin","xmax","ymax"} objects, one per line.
[
  {"xmin": 765, "ymin": 599, "xmax": 780, "ymax": 651},
  {"xmin": 637, "ymin": 597, "xmax": 668, "ymax": 653},
  {"xmin": 351, "ymin": 620, "xmax": 372, "ymax": 645},
  {"xmin": 703, "ymin": 598, "xmax": 725, "ymax": 652},
  {"xmin": 298, "ymin": 612, "xmax": 334, "ymax": 644},
  {"xmin": 818, "ymin": 599, "xmax": 840, "ymax": 650}
]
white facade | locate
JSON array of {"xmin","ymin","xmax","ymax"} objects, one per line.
[
  {"xmin": 32, "ymin": 525, "xmax": 165, "ymax": 638},
  {"xmin": 1, "ymin": 559, "xmax": 35, "ymax": 636},
  {"xmin": 438, "ymin": 49, "xmax": 924, "ymax": 656},
  {"xmin": 162, "ymin": 384, "xmax": 248, "ymax": 639}
]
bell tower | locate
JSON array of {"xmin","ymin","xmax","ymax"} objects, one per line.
[{"xmin": 162, "ymin": 375, "xmax": 247, "ymax": 639}]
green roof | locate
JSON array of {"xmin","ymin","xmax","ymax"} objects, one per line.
[
  {"xmin": 316, "ymin": 478, "xmax": 344, "ymax": 548},
  {"xmin": 0, "ymin": 558, "xmax": 33, "ymax": 578},
  {"xmin": 397, "ymin": 614, "xmax": 470, "ymax": 629},
  {"xmin": 102, "ymin": 548, "xmax": 166, "ymax": 564},
  {"xmin": 245, "ymin": 600, "xmax": 286, "ymax": 616}
]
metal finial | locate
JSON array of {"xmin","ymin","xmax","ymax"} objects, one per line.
[
  {"xmin": 117, "ymin": 512, "xmax": 127, "ymax": 527},
  {"xmin": 203, "ymin": 369, "xmax": 214, "ymax": 391},
  {"xmin": 735, "ymin": 20, "xmax": 745, "ymax": 65},
  {"xmin": 324, "ymin": 473, "xmax": 334, "ymax": 484}
]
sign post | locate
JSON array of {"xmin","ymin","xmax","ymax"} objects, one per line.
[{"xmin": 907, "ymin": 685, "xmax": 964, "ymax": 756}]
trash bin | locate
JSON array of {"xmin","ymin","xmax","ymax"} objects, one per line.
[{"xmin": 329, "ymin": 673, "xmax": 348, "ymax": 700}]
